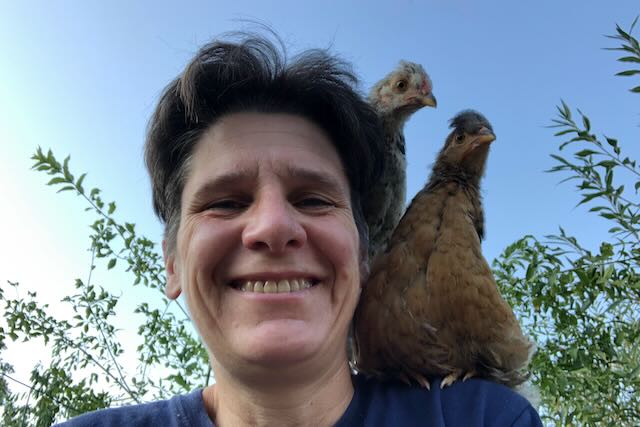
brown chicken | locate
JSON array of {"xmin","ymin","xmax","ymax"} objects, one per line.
[{"xmin": 354, "ymin": 110, "xmax": 533, "ymax": 390}]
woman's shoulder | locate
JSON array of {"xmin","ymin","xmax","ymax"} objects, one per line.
[
  {"xmin": 338, "ymin": 374, "xmax": 542, "ymax": 427},
  {"xmin": 54, "ymin": 389, "xmax": 213, "ymax": 427}
]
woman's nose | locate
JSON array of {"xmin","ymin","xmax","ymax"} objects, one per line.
[{"xmin": 241, "ymin": 195, "xmax": 307, "ymax": 253}]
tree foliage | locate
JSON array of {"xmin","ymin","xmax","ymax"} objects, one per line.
[
  {"xmin": 493, "ymin": 18, "xmax": 640, "ymax": 426},
  {"xmin": 2, "ymin": 19, "xmax": 640, "ymax": 427},
  {"xmin": 1, "ymin": 150, "xmax": 209, "ymax": 425}
]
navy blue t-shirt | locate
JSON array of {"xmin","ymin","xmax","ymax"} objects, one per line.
[{"xmin": 56, "ymin": 376, "xmax": 542, "ymax": 426}]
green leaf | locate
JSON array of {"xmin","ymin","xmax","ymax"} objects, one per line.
[
  {"xmin": 525, "ymin": 263, "xmax": 536, "ymax": 281},
  {"xmin": 108, "ymin": 202, "xmax": 116, "ymax": 215},
  {"xmin": 47, "ymin": 177, "xmax": 67, "ymax": 186},
  {"xmin": 554, "ymin": 129, "xmax": 575, "ymax": 136},
  {"xmin": 56, "ymin": 185, "xmax": 75, "ymax": 193},
  {"xmin": 560, "ymin": 99, "xmax": 571, "ymax": 119},
  {"xmin": 606, "ymin": 170, "xmax": 613, "ymax": 189},
  {"xmin": 107, "ymin": 259, "xmax": 117, "ymax": 270},
  {"xmin": 577, "ymin": 192, "xmax": 606, "ymax": 207},
  {"xmin": 597, "ymin": 160, "xmax": 618, "ymax": 169},
  {"xmin": 619, "ymin": 56, "xmax": 640, "ymax": 62},
  {"xmin": 616, "ymin": 69, "xmax": 640, "ymax": 76},
  {"xmin": 616, "ymin": 23, "xmax": 632, "ymax": 39},
  {"xmin": 575, "ymin": 149, "xmax": 599, "ymax": 157},
  {"xmin": 630, "ymin": 86, "xmax": 640, "ymax": 93},
  {"xmin": 549, "ymin": 154, "xmax": 571, "ymax": 165},
  {"xmin": 76, "ymin": 173, "xmax": 87, "ymax": 193},
  {"xmin": 629, "ymin": 16, "xmax": 640, "ymax": 35},
  {"xmin": 62, "ymin": 155, "xmax": 74, "ymax": 182}
]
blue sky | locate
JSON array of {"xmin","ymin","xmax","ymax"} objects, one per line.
[{"xmin": 2, "ymin": 0, "xmax": 639, "ymax": 393}]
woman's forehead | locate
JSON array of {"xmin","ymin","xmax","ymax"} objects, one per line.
[
  {"xmin": 205, "ymin": 112, "xmax": 332, "ymax": 148},
  {"xmin": 185, "ymin": 112, "xmax": 349, "ymax": 193},
  {"xmin": 194, "ymin": 113, "xmax": 340, "ymax": 164}
]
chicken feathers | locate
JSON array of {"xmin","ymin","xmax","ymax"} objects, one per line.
[
  {"xmin": 364, "ymin": 61, "xmax": 436, "ymax": 260},
  {"xmin": 354, "ymin": 110, "xmax": 533, "ymax": 390}
]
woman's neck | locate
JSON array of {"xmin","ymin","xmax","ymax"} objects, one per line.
[{"xmin": 202, "ymin": 361, "xmax": 354, "ymax": 427}]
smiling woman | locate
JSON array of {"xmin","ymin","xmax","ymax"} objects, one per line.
[
  {"xmin": 56, "ymin": 31, "xmax": 542, "ymax": 427},
  {"xmin": 168, "ymin": 113, "xmax": 362, "ymax": 377}
]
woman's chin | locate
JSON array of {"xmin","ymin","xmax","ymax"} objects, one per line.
[{"xmin": 236, "ymin": 320, "xmax": 325, "ymax": 366}]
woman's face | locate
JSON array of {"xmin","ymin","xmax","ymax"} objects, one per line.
[{"xmin": 164, "ymin": 112, "xmax": 362, "ymax": 375}]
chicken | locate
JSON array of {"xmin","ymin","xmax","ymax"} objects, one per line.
[
  {"xmin": 364, "ymin": 61, "xmax": 436, "ymax": 260},
  {"xmin": 354, "ymin": 110, "xmax": 533, "ymax": 390}
]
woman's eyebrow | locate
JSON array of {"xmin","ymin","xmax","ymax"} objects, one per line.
[
  {"xmin": 282, "ymin": 165, "xmax": 346, "ymax": 193},
  {"xmin": 190, "ymin": 168, "xmax": 259, "ymax": 202}
]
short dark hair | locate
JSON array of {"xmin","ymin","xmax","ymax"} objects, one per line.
[{"xmin": 145, "ymin": 32, "xmax": 383, "ymax": 256}]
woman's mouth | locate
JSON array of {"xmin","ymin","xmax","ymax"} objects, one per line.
[{"xmin": 229, "ymin": 278, "xmax": 319, "ymax": 293}]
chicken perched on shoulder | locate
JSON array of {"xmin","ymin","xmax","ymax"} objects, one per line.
[
  {"xmin": 365, "ymin": 61, "xmax": 436, "ymax": 260},
  {"xmin": 355, "ymin": 110, "xmax": 534, "ymax": 391}
]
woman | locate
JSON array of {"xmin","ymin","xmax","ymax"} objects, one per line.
[{"xmin": 59, "ymin": 32, "xmax": 542, "ymax": 426}]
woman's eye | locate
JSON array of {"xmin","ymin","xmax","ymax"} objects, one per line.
[
  {"xmin": 206, "ymin": 199, "xmax": 247, "ymax": 211},
  {"xmin": 296, "ymin": 197, "xmax": 332, "ymax": 209}
]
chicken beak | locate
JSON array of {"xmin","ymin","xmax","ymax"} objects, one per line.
[
  {"xmin": 420, "ymin": 93, "xmax": 437, "ymax": 108},
  {"xmin": 474, "ymin": 127, "xmax": 495, "ymax": 146},
  {"xmin": 464, "ymin": 127, "xmax": 495, "ymax": 160}
]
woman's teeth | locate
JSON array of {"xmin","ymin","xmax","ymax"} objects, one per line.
[{"xmin": 238, "ymin": 279, "xmax": 313, "ymax": 293}]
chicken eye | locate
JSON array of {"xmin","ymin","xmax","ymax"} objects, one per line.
[
  {"xmin": 395, "ymin": 79, "xmax": 408, "ymax": 92},
  {"xmin": 455, "ymin": 134, "xmax": 465, "ymax": 144}
]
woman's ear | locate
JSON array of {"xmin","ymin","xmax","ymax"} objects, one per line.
[{"xmin": 163, "ymin": 240, "xmax": 182, "ymax": 299}]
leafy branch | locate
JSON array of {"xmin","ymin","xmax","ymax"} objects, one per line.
[
  {"xmin": 548, "ymin": 101, "xmax": 640, "ymax": 243},
  {"xmin": 1, "ymin": 150, "xmax": 211, "ymax": 424},
  {"xmin": 605, "ymin": 16, "xmax": 640, "ymax": 93},
  {"xmin": 491, "ymin": 18, "xmax": 640, "ymax": 426}
]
